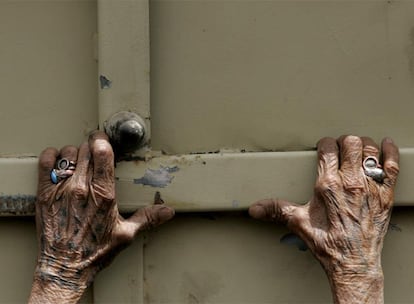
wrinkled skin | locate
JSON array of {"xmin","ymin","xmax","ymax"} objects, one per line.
[
  {"xmin": 29, "ymin": 131, "xmax": 175, "ymax": 304},
  {"xmin": 249, "ymin": 136, "xmax": 399, "ymax": 304}
]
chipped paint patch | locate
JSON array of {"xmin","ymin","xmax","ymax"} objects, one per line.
[
  {"xmin": 0, "ymin": 194, "xmax": 36, "ymax": 215},
  {"xmin": 99, "ymin": 75, "xmax": 112, "ymax": 89},
  {"xmin": 134, "ymin": 166, "xmax": 179, "ymax": 188}
]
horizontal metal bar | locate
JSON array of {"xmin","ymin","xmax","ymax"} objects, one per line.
[{"xmin": 0, "ymin": 149, "xmax": 413, "ymax": 215}]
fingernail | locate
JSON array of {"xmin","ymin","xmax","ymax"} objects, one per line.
[
  {"xmin": 158, "ymin": 206, "xmax": 175, "ymax": 221},
  {"xmin": 383, "ymin": 137, "xmax": 394, "ymax": 144},
  {"xmin": 249, "ymin": 204, "xmax": 266, "ymax": 219}
]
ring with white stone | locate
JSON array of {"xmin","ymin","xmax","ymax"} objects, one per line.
[{"xmin": 363, "ymin": 156, "xmax": 385, "ymax": 182}]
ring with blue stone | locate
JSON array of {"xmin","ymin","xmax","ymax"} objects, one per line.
[{"xmin": 50, "ymin": 169, "xmax": 59, "ymax": 184}]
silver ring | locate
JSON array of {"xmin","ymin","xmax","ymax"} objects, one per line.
[
  {"xmin": 57, "ymin": 158, "xmax": 76, "ymax": 171},
  {"xmin": 363, "ymin": 156, "xmax": 379, "ymax": 171},
  {"xmin": 363, "ymin": 156, "xmax": 385, "ymax": 182}
]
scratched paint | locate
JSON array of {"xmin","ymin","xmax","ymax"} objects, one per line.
[
  {"xmin": 134, "ymin": 166, "xmax": 179, "ymax": 188},
  {"xmin": 0, "ymin": 194, "xmax": 36, "ymax": 215}
]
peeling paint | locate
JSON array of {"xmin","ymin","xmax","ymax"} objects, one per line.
[
  {"xmin": 0, "ymin": 194, "xmax": 36, "ymax": 215},
  {"xmin": 134, "ymin": 166, "xmax": 179, "ymax": 188},
  {"xmin": 154, "ymin": 191, "xmax": 165, "ymax": 204},
  {"xmin": 99, "ymin": 75, "xmax": 112, "ymax": 89}
]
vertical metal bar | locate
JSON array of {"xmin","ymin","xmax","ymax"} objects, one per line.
[
  {"xmin": 95, "ymin": 1, "xmax": 149, "ymax": 302},
  {"xmin": 97, "ymin": 0, "xmax": 151, "ymax": 137}
]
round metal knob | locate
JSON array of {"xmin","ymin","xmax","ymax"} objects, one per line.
[{"xmin": 104, "ymin": 111, "xmax": 148, "ymax": 155}]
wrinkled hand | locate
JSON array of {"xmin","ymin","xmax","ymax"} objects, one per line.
[
  {"xmin": 249, "ymin": 136, "xmax": 399, "ymax": 304},
  {"xmin": 29, "ymin": 131, "xmax": 174, "ymax": 303}
]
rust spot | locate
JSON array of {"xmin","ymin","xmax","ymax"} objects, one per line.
[{"xmin": 0, "ymin": 194, "xmax": 36, "ymax": 216}]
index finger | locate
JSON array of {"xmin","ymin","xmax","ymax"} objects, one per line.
[
  {"xmin": 89, "ymin": 131, "xmax": 115, "ymax": 194},
  {"xmin": 381, "ymin": 137, "xmax": 399, "ymax": 187},
  {"xmin": 317, "ymin": 137, "xmax": 339, "ymax": 178}
]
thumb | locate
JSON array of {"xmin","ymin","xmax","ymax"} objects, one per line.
[
  {"xmin": 249, "ymin": 199, "xmax": 324, "ymax": 252},
  {"xmin": 249, "ymin": 198, "xmax": 299, "ymax": 225},
  {"xmin": 115, "ymin": 205, "xmax": 175, "ymax": 245},
  {"xmin": 128, "ymin": 204, "xmax": 175, "ymax": 233}
]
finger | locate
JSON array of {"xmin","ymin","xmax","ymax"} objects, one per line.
[
  {"xmin": 337, "ymin": 135, "xmax": 363, "ymax": 171},
  {"xmin": 89, "ymin": 131, "xmax": 114, "ymax": 186},
  {"xmin": 71, "ymin": 142, "xmax": 90, "ymax": 186},
  {"xmin": 59, "ymin": 145, "xmax": 79, "ymax": 166},
  {"xmin": 117, "ymin": 205, "xmax": 175, "ymax": 244},
  {"xmin": 37, "ymin": 147, "xmax": 59, "ymax": 189},
  {"xmin": 57, "ymin": 145, "xmax": 79, "ymax": 180},
  {"xmin": 249, "ymin": 199, "xmax": 322, "ymax": 246},
  {"xmin": 337, "ymin": 135, "xmax": 364, "ymax": 190},
  {"xmin": 381, "ymin": 137, "xmax": 399, "ymax": 187},
  {"xmin": 361, "ymin": 137, "xmax": 385, "ymax": 184},
  {"xmin": 314, "ymin": 137, "xmax": 345, "ymax": 227},
  {"xmin": 317, "ymin": 137, "xmax": 339, "ymax": 178},
  {"xmin": 361, "ymin": 137, "xmax": 380, "ymax": 161},
  {"xmin": 249, "ymin": 198, "xmax": 299, "ymax": 225}
]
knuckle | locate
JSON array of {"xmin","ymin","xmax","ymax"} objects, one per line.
[
  {"xmin": 315, "ymin": 174, "xmax": 340, "ymax": 194},
  {"xmin": 92, "ymin": 141, "xmax": 113, "ymax": 160},
  {"xmin": 363, "ymin": 145, "xmax": 379, "ymax": 155},
  {"xmin": 70, "ymin": 184, "xmax": 88, "ymax": 200}
]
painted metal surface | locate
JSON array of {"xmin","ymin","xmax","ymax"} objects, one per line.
[
  {"xmin": 97, "ymin": 0, "xmax": 151, "ymax": 135},
  {"xmin": 142, "ymin": 209, "xmax": 414, "ymax": 303},
  {"xmin": 1, "ymin": 148, "xmax": 414, "ymax": 216},
  {"xmin": 1, "ymin": 0, "xmax": 414, "ymax": 303},
  {"xmin": 150, "ymin": 0, "xmax": 414, "ymax": 154},
  {"xmin": 0, "ymin": 0, "xmax": 98, "ymax": 156}
]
